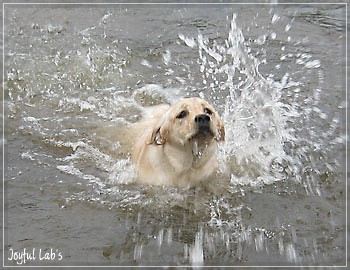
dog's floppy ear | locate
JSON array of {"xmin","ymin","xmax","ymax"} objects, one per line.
[
  {"xmin": 150, "ymin": 126, "xmax": 168, "ymax": 145},
  {"xmin": 215, "ymin": 118, "xmax": 225, "ymax": 141},
  {"xmin": 147, "ymin": 116, "xmax": 169, "ymax": 145}
]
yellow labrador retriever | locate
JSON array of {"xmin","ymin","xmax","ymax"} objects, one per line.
[{"xmin": 131, "ymin": 97, "xmax": 225, "ymax": 188}]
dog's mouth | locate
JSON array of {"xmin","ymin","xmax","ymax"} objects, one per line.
[
  {"xmin": 189, "ymin": 127, "xmax": 214, "ymax": 158},
  {"xmin": 189, "ymin": 126, "xmax": 214, "ymax": 141}
]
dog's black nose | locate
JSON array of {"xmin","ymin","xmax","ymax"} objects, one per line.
[{"xmin": 195, "ymin": 114, "xmax": 211, "ymax": 126}]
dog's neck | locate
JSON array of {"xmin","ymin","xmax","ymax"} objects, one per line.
[{"xmin": 158, "ymin": 139, "xmax": 218, "ymax": 187}]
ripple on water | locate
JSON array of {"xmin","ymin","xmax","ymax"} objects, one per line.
[{"xmin": 5, "ymin": 6, "xmax": 345, "ymax": 266}]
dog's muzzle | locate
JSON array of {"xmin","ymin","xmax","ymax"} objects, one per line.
[{"xmin": 194, "ymin": 114, "xmax": 212, "ymax": 135}]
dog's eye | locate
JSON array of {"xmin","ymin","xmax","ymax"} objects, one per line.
[
  {"xmin": 204, "ymin": 108, "xmax": 213, "ymax": 115},
  {"xmin": 176, "ymin": 110, "xmax": 188, "ymax": 119}
]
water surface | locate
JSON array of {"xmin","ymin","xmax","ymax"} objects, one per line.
[{"xmin": 3, "ymin": 3, "xmax": 347, "ymax": 267}]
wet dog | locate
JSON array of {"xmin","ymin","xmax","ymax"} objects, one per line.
[{"xmin": 130, "ymin": 97, "xmax": 225, "ymax": 188}]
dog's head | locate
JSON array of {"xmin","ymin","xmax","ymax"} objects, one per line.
[{"xmin": 149, "ymin": 97, "xmax": 225, "ymax": 146}]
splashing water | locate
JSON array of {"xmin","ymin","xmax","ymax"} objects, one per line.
[
  {"xmin": 5, "ymin": 6, "xmax": 345, "ymax": 266},
  {"xmin": 189, "ymin": 227, "xmax": 204, "ymax": 266},
  {"xmin": 7, "ymin": 10, "xmax": 341, "ymax": 199},
  {"xmin": 185, "ymin": 13, "xmax": 338, "ymax": 194}
]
